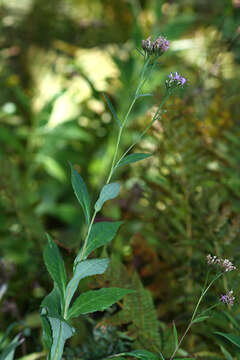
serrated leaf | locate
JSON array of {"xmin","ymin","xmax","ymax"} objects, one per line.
[
  {"xmin": 115, "ymin": 153, "xmax": 152, "ymax": 169},
  {"xmin": 48, "ymin": 317, "xmax": 75, "ymax": 360},
  {"xmin": 215, "ymin": 332, "xmax": 240, "ymax": 348},
  {"xmin": 94, "ymin": 183, "xmax": 120, "ymax": 212},
  {"xmin": 64, "ymin": 259, "xmax": 109, "ymax": 312},
  {"xmin": 192, "ymin": 315, "xmax": 210, "ymax": 324},
  {"xmin": 75, "ymin": 221, "xmax": 122, "ymax": 263},
  {"xmin": 122, "ymin": 349, "xmax": 159, "ymax": 359},
  {"xmin": 67, "ymin": 287, "xmax": 134, "ymax": 319},
  {"xmin": 103, "ymin": 93, "xmax": 121, "ymax": 127},
  {"xmin": 69, "ymin": 162, "xmax": 91, "ymax": 225},
  {"xmin": 43, "ymin": 234, "xmax": 67, "ymax": 299}
]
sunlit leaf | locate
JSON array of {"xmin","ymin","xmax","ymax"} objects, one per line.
[
  {"xmin": 94, "ymin": 183, "xmax": 120, "ymax": 212},
  {"xmin": 65, "ymin": 258, "xmax": 109, "ymax": 311},
  {"xmin": 115, "ymin": 153, "xmax": 152, "ymax": 169}
]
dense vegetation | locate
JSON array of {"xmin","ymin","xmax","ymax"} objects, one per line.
[{"xmin": 1, "ymin": 0, "xmax": 240, "ymax": 359}]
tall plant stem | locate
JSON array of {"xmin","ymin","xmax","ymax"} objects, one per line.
[
  {"xmin": 169, "ymin": 272, "xmax": 223, "ymax": 360},
  {"xmin": 80, "ymin": 57, "xmax": 151, "ymax": 261}
]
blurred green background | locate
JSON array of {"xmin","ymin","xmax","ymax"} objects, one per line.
[{"xmin": 1, "ymin": 0, "xmax": 240, "ymax": 358}]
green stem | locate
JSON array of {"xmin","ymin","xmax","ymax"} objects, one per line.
[
  {"xmin": 114, "ymin": 92, "xmax": 170, "ymax": 170},
  {"xmin": 169, "ymin": 271, "xmax": 223, "ymax": 360}
]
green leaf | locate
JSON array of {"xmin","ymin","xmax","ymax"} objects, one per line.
[
  {"xmin": 173, "ymin": 321, "xmax": 178, "ymax": 348},
  {"xmin": 67, "ymin": 287, "xmax": 134, "ymax": 319},
  {"xmin": 48, "ymin": 317, "xmax": 75, "ymax": 360},
  {"xmin": 94, "ymin": 183, "xmax": 120, "ymax": 212},
  {"xmin": 41, "ymin": 286, "xmax": 61, "ymax": 316},
  {"xmin": 215, "ymin": 332, "xmax": 240, "ymax": 348},
  {"xmin": 69, "ymin": 162, "xmax": 91, "ymax": 225},
  {"xmin": 40, "ymin": 314, "xmax": 52, "ymax": 349},
  {"xmin": 0, "ymin": 334, "xmax": 22, "ymax": 360},
  {"xmin": 192, "ymin": 315, "xmax": 210, "ymax": 324},
  {"xmin": 136, "ymin": 93, "xmax": 153, "ymax": 98},
  {"xmin": 122, "ymin": 349, "xmax": 159, "ymax": 359},
  {"xmin": 220, "ymin": 345, "xmax": 233, "ymax": 360},
  {"xmin": 75, "ymin": 221, "xmax": 122, "ymax": 263},
  {"xmin": 115, "ymin": 153, "xmax": 152, "ymax": 169},
  {"xmin": 43, "ymin": 234, "xmax": 67, "ymax": 299},
  {"xmin": 65, "ymin": 258, "xmax": 109, "ymax": 312},
  {"xmin": 103, "ymin": 93, "xmax": 121, "ymax": 127}
]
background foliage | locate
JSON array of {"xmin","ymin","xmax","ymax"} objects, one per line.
[{"xmin": 1, "ymin": 0, "xmax": 240, "ymax": 358}]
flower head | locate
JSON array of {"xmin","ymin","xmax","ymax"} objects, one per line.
[
  {"xmin": 166, "ymin": 72, "xmax": 187, "ymax": 90},
  {"xmin": 220, "ymin": 290, "xmax": 235, "ymax": 306},
  {"xmin": 142, "ymin": 35, "xmax": 169, "ymax": 57},
  {"xmin": 206, "ymin": 254, "xmax": 236, "ymax": 272}
]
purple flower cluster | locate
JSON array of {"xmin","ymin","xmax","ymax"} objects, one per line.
[
  {"xmin": 166, "ymin": 72, "xmax": 187, "ymax": 89},
  {"xmin": 142, "ymin": 35, "xmax": 169, "ymax": 57},
  {"xmin": 206, "ymin": 254, "xmax": 236, "ymax": 272},
  {"xmin": 220, "ymin": 290, "xmax": 235, "ymax": 306}
]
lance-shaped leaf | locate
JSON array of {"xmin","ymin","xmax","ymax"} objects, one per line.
[
  {"xmin": 41, "ymin": 285, "xmax": 61, "ymax": 317},
  {"xmin": 120, "ymin": 350, "xmax": 160, "ymax": 360},
  {"xmin": 69, "ymin": 162, "xmax": 91, "ymax": 225},
  {"xmin": 48, "ymin": 317, "xmax": 75, "ymax": 360},
  {"xmin": 115, "ymin": 153, "xmax": 152, "ymax": 169},
  {"xmin": 0, "ymin": 334, "xmax": 23, "ymax": 360},
  {"xmin": 215, "ymin": 332, "xmax": 240, "ymax": 348},
  {"xmin": 43, "ymin": 234, "xmax": 67, "ymax": 299},
  {"xmin": 75, "ymin": 221, "xmax": 122, "ymax": 263},
  {"xmin": 64, "ymin": 258, "xmax": 109, "ymax": 312},
  {"xmin": 95, "ymin": 183, "xmax": 120, "ymax": 212},
  {"xmin": 67, "ymin": 287, "xmax": 134, "ymax": 319},
  {"xmin": 103, "ymin": 93, "xmax": 121, "ymax": 128},
  {"xmin": 40, "ymin": 310, "xmax": 52, "ymax": 350}
]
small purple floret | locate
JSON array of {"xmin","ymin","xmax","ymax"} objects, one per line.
[
  {"xmin": 220, "ymin": 290, "xmax": 235, "ymax": 306},
  {"xmin": 166, "ymin": 71, "xmax": 187, "ymax": 89}
]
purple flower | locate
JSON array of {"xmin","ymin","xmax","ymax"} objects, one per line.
[
  {"xmin": 166, "ymin": 72, "xmax": 187, "ymax": 89},
  {"xmin": 220, "ymin": 290, "xmax": 235, "ymax": 306},
  {"xmin": 142, "ymin": 35, "xmax": 170, "ymax": 57}
]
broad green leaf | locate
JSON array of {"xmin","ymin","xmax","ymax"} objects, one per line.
[
  {"xmin": 75, "ymin": 221, "xmax": 122, "ymax": 263},
  {"xmin": 67, "ymin": 287, "xmax": 134, "ymax": 319},
  {"xmin": 41, "ymin": 286, "xmax": 61, "ymax": 316},
  {"xmin": 103, "ymin": 93, "xmax": 121, "ymax": 127},
  {"xmin": 173, "ymin": 321, "xmax": 178, "ymax": 348},
  {"xmin": 115, "ymin": 153, "xmax": 152, "ymax": 169},
  {"xmin": 69, "ymin": 162, "xmax": 91, "ymax": 225},
  {"xmin": 192, "ymin": 315, "xmax": 210, "ymax": 324},
  {"xmin": 94, "ymin": 183, "xmax": 120, "ymax": 212},
  {"xmin": 0, "ymin": 334, "xmax": 22, "ymax": 360},
  {"xmin": 215, "ymin": 332, "xmax": 240, "ymax": 348},
  {"xmin": 64, "ymin": 258, "xmax": 109, "ymax": 312},
  {"xmin": 43, "ymin": 234, "xmax": 67, "ymax": 299},
  {"xmin": 48, "ymin": 317, "xmax": 75, "ymax": 360},
  {"xmin": 122, "ymin": 349, "xmax": 159, "ymax": 359}
]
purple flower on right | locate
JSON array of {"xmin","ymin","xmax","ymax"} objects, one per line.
[
  {"xmin": 166, "ymin": 71, "xmax": 187, "ymax": 89},
  {"xmin": 220, "ymin": 290, "xmax": 235, "ymax": 306}
]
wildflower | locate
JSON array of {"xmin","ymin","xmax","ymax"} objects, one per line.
[
  {"xmin": 165, "ymin": 72, "xmax": 187, "ymax": 90},
  {"xmin": 142, "ymin": 35, "xmax": 169, "ymax": 57},
  {"xmin": 206, "ymin": 254, "xmax": 236, "ymax": 272},
  {"xmin": 220, "ymin": 290, "xmax": 235, "ymax": 306}
]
